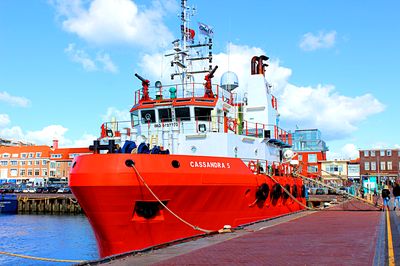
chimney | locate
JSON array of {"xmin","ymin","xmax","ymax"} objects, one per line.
[{"xmin": 52, "ymin": 139, "xmax": 59, "ymax": 150}]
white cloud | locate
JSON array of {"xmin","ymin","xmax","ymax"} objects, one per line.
[
  {"xmin": 139, "ymin": 43, "xmax": 384, "ymax": 141},
  {"xmin": 299, "ymin": 31, "xmax": 337, "ymax": 51},
  {"xmin": 65, "ymin": 43, "xmax": 97, "ymax": 71},
  {"xmin": 96, "ymin": 52, "xmax": 118, "ymax": 73},
  {"xmin": 0, "ymin": 114, "xmax": 10, "ymax": 128},
  {"xmin": 65, "ymin": 43, "xmax": 118, "ymax": 73},
  {"xmin": 53, "ymin": 0, "xmax": 176, "ymax": 49},
  {"xmin": 0, "ymin": 122, "xmax": 95, "ymax": 148},
  {"xmin": 101, "ymin": 107, "xmax": 131, "ymax": 122},
  {"xmin": 0, "ymin": 91, "xmax": 30, "ymax": 107}
]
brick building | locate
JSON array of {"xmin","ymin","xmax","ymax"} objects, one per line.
[
  {"xmin": 359, "ymin": 148, "xmax": 400, "ymax": 188},
  {"xmin": 292, "ymin": 129, "xmax": 328, "ymax": 178},
  {"xmin": 0, "ymin": 140, "xmax": 90, "ymax": 185}
]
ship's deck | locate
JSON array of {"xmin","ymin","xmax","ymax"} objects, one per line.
[{"xmin": 85, "ymin": 199, "xmax": 399, "ymax": 265}]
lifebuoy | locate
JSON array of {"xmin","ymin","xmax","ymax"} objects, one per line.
[
  {"xmin": 256, "ymin": 183, "xmax": 270, "ymax": 201},
  {"xmin": 248, "ymin": 161, "xmax": 257, "ymax": 172},
  {"xmin": 228, "ymin": 119, "xmax": 236, "ymax": 132},
  {"xmin": 106, "ymin": 129, "xmax": 113, "ymax": 137}
]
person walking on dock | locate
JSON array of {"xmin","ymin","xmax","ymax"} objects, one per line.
[
  {"xmin": 381, "ymin": 185, "xmax": 391, "ymax": 211},
  {"xmin": 392, "ymin": 182, "xmax": 400, "ymax": 211}
]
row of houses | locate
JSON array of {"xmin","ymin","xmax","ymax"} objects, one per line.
[
  {"xmin": 293, "ymin": 129, "xmax": 400, "ymax": 191},
  {"xmin": 0, "ymin": 140, "xmax": 90, "ymax": 185}
]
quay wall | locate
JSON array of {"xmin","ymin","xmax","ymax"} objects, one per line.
[{"xmin": 17, "ymin": 193, "xmax": 83, "ymax": 214}]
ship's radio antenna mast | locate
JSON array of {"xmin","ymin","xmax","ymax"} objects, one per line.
[{"xmin": 165, "ymin": 0, "xmax": 213, "ymax": 95}]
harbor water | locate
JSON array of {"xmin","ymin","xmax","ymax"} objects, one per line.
[{"xmin": 0, "ymin": 214, "xmax": 98, "ymax": 265}]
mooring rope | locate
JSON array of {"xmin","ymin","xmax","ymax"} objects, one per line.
[
  {"xmin": 294, "ymin": 172, "xmax": 381, "ymax": 209},
  {"xmin": 130, "ymin": 164, "xmax": 214, "ymax": 234},
  {"xmin": 266, "ymin": 174, "xmax": 314, "ymax": 210},
  {"xmin": 0, "ymin": 251, "xmax": 85, "ymax": 263}
]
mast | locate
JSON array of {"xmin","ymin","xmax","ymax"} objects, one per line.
[{"xmin": 166, "ymin": 0, "xmax": 213, "ymax": 95}]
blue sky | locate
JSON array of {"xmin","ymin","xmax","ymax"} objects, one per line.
[{"xmin": 0, "ymin": 0, "xmax": 399, "ymax": 158}]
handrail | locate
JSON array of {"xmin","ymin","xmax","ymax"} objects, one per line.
[
  {"xmin": 133, "ymin": 82, "xmax": 227, "ymax": 105},
  {"xmin": 100, "ymin": 117, "xmax": 292, "ymax": 146}
]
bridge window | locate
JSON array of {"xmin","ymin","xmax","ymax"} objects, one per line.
[
  {"xmin": 175, "ymin": 107, "xmax": 191, "ymax": 121},
  {"xmin": 141, "ymin": 109, "xmax": 156, "ymax": 124},
  {"xmin": 131, "ymin": 111, "xmax": 139, "ymax": 126},
  {"xmin": 195, "ymin": 107, "xmax": 212, "ymax": 121},
  {"xmin": 158, "ymin": 108, "xmax": 172, "ymax": 122}
]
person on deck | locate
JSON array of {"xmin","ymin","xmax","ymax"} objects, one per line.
[
  {"xmin": 392, "ymin": 183, "xmax": 400, "ymax": 211},
  {"xmin": 381, "ymin": 185, "xmax": 391, "ymax": 211}
]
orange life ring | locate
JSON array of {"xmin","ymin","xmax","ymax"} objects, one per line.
[
  {"xmin": 248, "ymin": 160, "xmax": 257, "ymax": 172},
  {"xmin": 228, "ymin": 119, "xmax": 236, "ymax": 132}
]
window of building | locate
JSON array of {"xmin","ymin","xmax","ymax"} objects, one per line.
[
  {"xmin": 27, "ymin": 169, "xmax": 33, "ymax": 176},
  {"xmin": 10, "ymin": 169, "xmax": 17, "ymax": 177},
  {"xmin": 56, "ymin": 162, "xmax": 61, "ymax": 167},
  {"xmin": 20, "ymin": 169, "xmax": 25, "ymax": 176},
  {"xmin": 42, "ymin": 169, "xmax": 48, "ymax": 176},
  {"xmin": 2, "ymin": 153, "xmax": 10, "ymax": 158},
  {"xmin": 175, "ymin": 107, "xmax": 191, "ymax": 121},
  {"xmin": 194, "ymin": 107, "xmax": 212, "ymax": 121},
  {"xmin": 365, "ymin": 162, "xmax": 370, "ymax": 171},
  {"xmin": 21, "ymin": 153, "xmax": 27, "ymax": 158},
  {"xmin": 35, "ymin": 160, "xmax": 40, "ymax": 165},
  {"xmin": 371, "ymin": 162, "xmax": 376, "ymax": 171},
  {"xmin": 10, "ymin": 160, "xmax": 17, "ymax": 166},
  {"xmin": 364, "ymin": 150, "xmax": 369, "ymax": 157},
  {"xmin": 380, "ymin": 161, "xmax": 386, "ymax": 171},
  {"xmin": 50, "ymin": 162, "xmax": 56, "ymax": 168},
  {"xmin": 140, "ymin": 109, "xmax": 156, "ymax": 124},
  {"xmin": 387, "ymin": 161, "xmax": 392, "ymax": 170},
  {"xmin": 308, "ymin": 154, "xmax": 317, "ymax": 163},
  {"xmin": 370, "ymin": 150, "xmax": 375, "ymax": 157},
  {"xmin": 387, "ymin": 150, "xmax": 392, "ymax": 156},
  {"xmin": 36, "ymin": 152, "xmax": 41, "ymax": 158},
  {"xmin": 0, "ymin": 161, "xmax": 8, "ymax": 166},
  {"xmin": 20, "ymin": 160, "xmax": 26, "ymax": 166},
  {"xmin": 298, "ymin": 154, "xmax": 303, "ymax": 161},
  {"xmin": 50, "ymin": 170, "xmax": 55, "ymax": 177},
  {"xmin": 380, "ymin": 150, "xmax": 385, "ymax": 156},
  {"xmin": 68, "ymin": 162, "xmax": 72, "ymax": 167},
  {"xmin": 42, "ymin": 160, "xmax": 47, "ymax": 166},
  {"xmin": 50, "ymin": 154, "xmax": 62, "ymax": 159},
  {"xmin": 28, "ymin": 153, "xmax": 34, "ymax": 158},
  {"xmin": 158, "ymin": 108, "xmax": 172, "ymax": 123},
  {"xmin": 28, "ymin": 160, "xmax": 32, "ymax": 166},
  {"xmin": 307, "ymin": 165, "xmax": 318, "ymax": 173},
  {"xmin": 34, "ymin": 169, "xmax": 40, "ymax": 176},
  {"xmin": 12, "ymin": 153, "xmax": 18, "ymax": 158}
]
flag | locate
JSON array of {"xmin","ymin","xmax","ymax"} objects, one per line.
[{"xmin": 198, "ymin": 22, "xmax": 214, "ymax": 37}]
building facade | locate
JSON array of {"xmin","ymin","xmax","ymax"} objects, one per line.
[
  {"xmin": 292, "ymin": 129, "xmax": 328, "ymax": 178},
  {"xmin": 320, "ymin": 160, "xmax": 349, "ymax": 186},
  {"xmin": 359, "ymin": 148, "xmax": 400, "ymax": 188},
  {"xmin": 0, "ymin": 141, "xmax": 90, "ymax": 185}
]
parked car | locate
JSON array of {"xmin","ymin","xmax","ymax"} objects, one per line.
[
  {"xmin": 13, "ymin": 187, "xmax": 24, "ymax": 193},
  {"xmin": 57, "ymin": 187, "xmax": 71, "ymax": 194},
  {"xmin": 27, "ymin": 187, "xmax": 36, "ymax": 193},
  {"xmin": 47, "ymin": 186, "xmax": 60, "ymax": 193},
  {"xmin": 315, "ymin": 188, "xmax": 325, "ymax": 195}
]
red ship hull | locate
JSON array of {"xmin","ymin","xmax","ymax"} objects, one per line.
[{"xmin": 70, "ymin": 154, "xmax": 306, "ymax": 258}]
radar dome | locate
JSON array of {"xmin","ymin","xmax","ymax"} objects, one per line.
[{"xmin": 220, "ymin": 71, "xmax": 239, "ymax": 92}]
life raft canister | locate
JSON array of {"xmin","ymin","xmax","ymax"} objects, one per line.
[{"xmin": 256, "ymin": 183, "xmax": 270, "ymax": 201}]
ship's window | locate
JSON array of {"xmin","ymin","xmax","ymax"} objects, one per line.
[
  {"xmin": 141, "ymin": 109, "xmax": 156, "ymax": 124},
  {"xmin": 194, "ymin": 107, "xmax": 212, "ymax": 121},
  {"xmin": 158, "ymin": 108, "xmax": 172, "ymax": 122},
  {"xmin": 131, "ymin": 111, "xmax": 139, "ymax": 126},
  {"xmin": 175, "ymin": 107, "xmax": 191, "ymax": 121}
]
